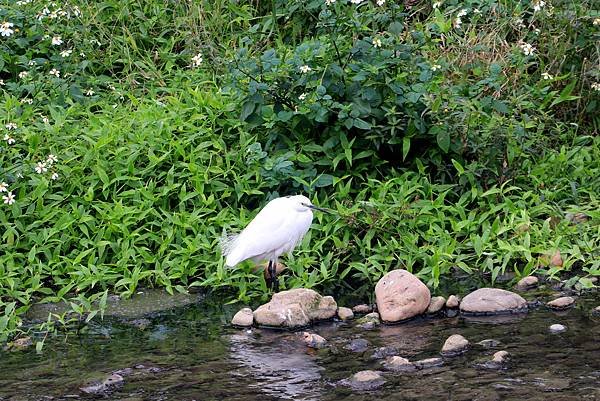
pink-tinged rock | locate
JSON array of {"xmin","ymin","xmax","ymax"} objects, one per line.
[
  {"xmin": 460, "ymin": 288, "xmax": 527, "ymax": 314},
  {"xmin": 231, "ymin": 307, "xmax": 253, "ymax": 327},
  {"xmin": 375, "ymin": 270, "xmax": 431, "ymax": 322},
  {"xmin": 546, "ymin": 296, "xmax": 575, "ymax": 309}
]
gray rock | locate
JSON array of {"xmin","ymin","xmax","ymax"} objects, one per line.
[
  {"xmin": 356, "ymin": 312, "xmax": 380, "ymax": 329},
  {"xmin": 371, "ymin": 346, "xmax": 399, "ymax": 360},
  {"xmin": 546, "ymin": 296, "xmax": 575, "ymax": 310},
  {"xmin": 342, "ymin": 370, "xmax": 386, "ymax": 390},
  {"xmin": 460, "ymin": 288, "xmax": 527, "ymax": 314},
  {"xmin": 352, "ymin": 304, "xmax": 373, "ymax": 314},
  {"xmin": 80, "ymin": 374, "xmax": 124, "ymax": 395},
  {"xmin": 441, "ymin": 334, "xmax": 469, "ymax": 356},
  {"xmin": 516, "ymin": 276, "xmax": 539, "ymax": 290},
  {"xmin": 375, "ymin": 269, "xmax": 431, "ymax": 322},
  {"xmin": 492, "ymin": 350, "xmax": 509, "ymax": 363},
  {"xmin": 345, "ymin": 338, "xmax": 370, "ymax": 353},
  {"xmin": 383, "ymin": 356, "xmax": 416, "ymax": 372},
  {"xmin": 253, "ymin": 288, "xmax": 337, "ymax": 328},
  {"xmin": 232, "ymin": 307, "xmax": 254, "ymax": 327},
  {"xmin": 549, "ymin": 323, "xmax": 567, "ymax": 333},
  {"xmin": 127, "ymin": 318, "xmax": 151, "ymax": 330},
  {"xmin": 477, "ymin": 339, "xmax": 502, "ymax": 348},
  {"xmin": 302, "ymin": 332, "xmax": 327, "ymax": 349},
  {"xmin": 427, "ymin": 296, "xmax": 446, "ymax": 314},
  {"xmin": 593, "ymin": 306, "xmax": 600, "ymax": 316},
  {"xmin": 414, "ymin": 357, "xmax": 444, "ymax": 369},
  {"xmin": 445, "ymin": 295, "xmax": 460, "ymax": 308},
  {"xmin": 337, "ymin": 307, "xmax": 354, "ymax": 321}
]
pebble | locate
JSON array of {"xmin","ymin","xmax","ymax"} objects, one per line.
[
  {"xmin": 549, "ymin": 324, "xmax": 567, "ymax": 333},
  {"xmin": 516, "ymin": 276, "xmax": 539, "ymax": 290},
  {"xmin": 414, "ymin": 357, "xmax": 444, "ymax": 369},
  {"xmin": 383, "ymin": 356, "xmax": 416, "ymax": 372},
  {"xmin": 441, "ymin": 334, "xmax": 469, "ymax": 356},
  {"xmin": 302, "ymin": 332, "xmax": 327, "ymax": 349},
  {"xmin": 345, "ymin": 338, "xmax": 370, "ymax": 353},
  {"xmin": 352, "ymin": 304, "xmax": 373, "ymax": 314},
  {"xmin": 343, "ymin": 370, "xmax": 386, "ymax": 390},
  {"xmin": 337, "ymin": 307, "xmax": 354, "ymax": 321},
  {"xmin": 231, "ymin": 307, "xmax": 254, "ymax": 327},
  {"xmin": 546, "ymin": 296, "xmax": 575, "ymax": 310},
  {"xmin": 427, "ymin": 296, "xmax": 446, "ymax": 314},
  {"xmin": 445, "ymin": 295, "xmax": 460, "ymax": 309},
  {"xmin": 478, "ymin": 339, "xmax": 502, "ymax": 348},
  {"xmin": 11, "ymin": 337, "xmax": 33, "ymax": 350},
  {"xmin": 492, "ymin": 350, "xmax": 509, "ymax": 363}
]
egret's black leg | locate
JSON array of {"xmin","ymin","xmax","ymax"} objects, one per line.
[
  {"xmin": 267, "ymin": 260, "xmax": 278, "ymax": 292},
  {"xmin": 267, "ymin": 260, "xmax": 274, "ymax": 289}
]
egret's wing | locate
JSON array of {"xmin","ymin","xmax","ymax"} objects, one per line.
[{"xmin": 225, "ymin": 198, "xmax": 300, "ymax": 266}]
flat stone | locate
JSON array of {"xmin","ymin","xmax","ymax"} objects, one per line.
[
  {"xmin": 232, "ymin": 308, "xmax": 254, "ymax": 327},
  {"xmin": 383, "ymin": 356, "xmax": 416, "ymax": 372},
  {"xmin": 11, "ymin": 337, "xmax": 33, "ymax": 350},
  {"xmin": 445, "ymin": 295, "xmax": 460, "ymax": 308},
  {"xmin": 356, "ymin": 312, "xmax": 380, "ymax": 329},
  {"xmin": 343, "ymin": 370, "xmax": 386, "ymax": 390},
  {"xmin": 477, "ymin": 339, "xmax": 502, "ymax": 348},
  {"xmin": 80, "ymin": 373, "xmax": 124, "ymax": 395},
  {"xmin": 352, "ymin": 304, "xmax": 372, "ymax": 314},
  {"xmin": 492, "ymin": 350, "xmax": 509, "ymax": 363},
  {"xmin": 427, "ymin": 296, "xmax": 446, "ymax": 314},
  {"xmin": 546, "ymin": 296, "xmax": 575, "ymax": 310},
  {"xmin": 549, "ymin": 324, "xmax": 567, "ymax": 333},
  {"xmin": 345, "ymin": 338, "xmax": 370, "ymax": 353},
  {"xmin": 370, "ymin": 346, "xmax": 399, "ymax": 359},
  {"xmin": 253, "ymin": 288, "xmax": 337, "ymax": 328},
  {"xmin": 375, "ymin": 269, "xmax": 431, "ymax": 322},
  {"xmin": 516, "ymin": 276, "xmax": 539, "ymax": 290},
  {"xmin": 441, "ymin": 334, "xmax": 469, "ymax": 356},
  {"xmin": 303, "ymin": 332, "xmax": 327, "ymax": 349},
  {"xmin": 414, "ymin": 357, "xmax": 444, "ymax": 369},
  {"xmin": 460, "ymin": 288, "xmax": 527, "ymax": 315},
  {"xmin": 127, "ymin": 318, "xmax": 152, "ymax": 330},
  {"xmin": 337, "ymin": 307, "xmax": 354, "ymax": 321}
]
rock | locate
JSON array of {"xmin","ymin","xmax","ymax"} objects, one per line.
[
  {"xmin": 441, "ymin": 334, "xmax": 469, "ymax": 356},
  {"xmin": 342, "ymin": 370, "xmax": 386, "ymax": 390},
  {"xmin": 477, "ymin": 339, "xmax": 502, "ymax": 348},
  {"xmin": 375, "ymin": 269, "xmax": 431, "ymax": 322},
  {"xmin": 80, "ymin": 373, "xmax": 124, "ymax": 395},
  {"xmin": 232, "ymin": 307, "xmax": 254, "ymax": 327},
  {"xmin": 414, "ymin": 357, "xmax": 443, "ymax": 369},
  {"xmin": 492, "ymin": 350, "xmax": 509, "ymax": 363},
  {"xmin": 550, "ymin": 250, "xmax": 563, "ymax": 267},
  {"xmin": 352, "ymin": 304, "xmax": 373, "ymax": 314},
  {"xmin": 303, "ymin": 332, "xmax": 327, "ymax": 349},
  {"xmin": 11, "ymin": 336, "xmax": 33, "ymax": 350},
  {"xmin": 370, "ymin": 346, "xmax": 399, "ymax": 360},
  {"xmin": 337, "ymin": 307, "xmax": 354, "ymax": 321},
  {"xmin": 345, "ymin": 338, "xmax": 370, "ymax": 353},
  {"xmin": 127, "ymin": 318, "xmax": 151, "ymax": 330},
  {"xmin": 565, "ymin": 212, "xmax": 588, "ymax": 224},
  {"xmin": 427, "ymin": 296, "xmax": 446, "ymax": 314},
  {"xmin": 546, "ymin": 296, "xmax": 575, "ymax": 310},
  {"xmin": 445, "ymin": 295, "xmax": 460, "ymax": 308},
  {"xmin": 549, "ymin": 323, "xmax": 567, "ymax": 333},
  {"xmin": 516, "ymin": 276, "xmax": 539, "ymax": 290},
  {"xmin": 383, "ymin": 356, "xmax": 416, "ymax": 372},
  {"xmin": 460, "ymin": 288, "xmax": 527, "ymax": 315},
  {"xmin": 356, "ymin": 312, "xmax": 380, "ymax": 329},
  {"xmin": 593, "ymin": 306, "xmax": 600, "ymax": 316},
  {"xmin": 253, "ymin": 288, "xmax": 337, "ymax": 328}
]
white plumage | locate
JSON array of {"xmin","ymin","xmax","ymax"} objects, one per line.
[{"xmin": 223, "ymin": 195, "xmax": 316, "ymax": 268}]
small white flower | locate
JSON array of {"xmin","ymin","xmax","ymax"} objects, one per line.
[
  {"xmin": 0, "ymin": 182, "xmax": 7, "ymax": 192},
  {"xmin": 593, "ymin": 18, "xmax": 600, "ymax": 26},
  {"xmin": 532, "ymin": 0, "xmax": 545, "ymax": 12},
  {"xmin": 191, "ymin": 53, "xmax": 203, "ymax": 67},
  {"xmin": 4, "ymin": 134, "xmax": 16, "ymax": 145},
  {"xmin": 299, "ymin": 93, "xmax": 307, "ymax": 101},
  {"xmin": 473, "ymin": 8, "xmax": 481, "ymax": 14},
  {"xmin": 350, "ymin": 0, "xmax": 364, "ymax": 4},
  {"xmin": 35, "ymin": 162, "xmax": 48, "ymax": 174},
  {"xmin": 376, "ymin": 0, "xmax": 385, "ymax": 5},
  {"xmin": 514, "ymin": 17, "xmax": 525, "ymax": 28},
  {"xmin": 5, "ymin": 123, "xmax": 17, "ymax": 130},
  {"xmin": 457, "ymin": 9, "xmax": 468, "ymax": 17},
  {"xmin": 28, "ymin": 60, "xmax": 36, "ymax": 66},
  {"xmin": 0, "ymin": 79, "xmax": 4, "ymax": 86},
  {"xmin": 47, "ymin": 154, "xmax": 58, "ymax": 164},
  {"xmin": 431, "ymin": 64, "xmax": 442, "ymax": 71},
  {"xmin": 454, "ymin": 17, "xmax": 462, "ymax": 28},
  {"xmin": 86, "ymin": 89, "xmax": 95, "ymax": 96},
  {"xmin": 22, "ymin": 98, "xmax": 33, "ymax": 104},
  {"xmin": 51, "ymin": 36, "xmax": 63, "ymax": 46},
  {"xmin": 49, "ymin": 68, "xmax": 60, "ymax": 77},
  {"xmin": 18, "ymin": 71, "xmax": 29, "ymax": 79},
  {"xmin": 373, "ymin": 37, "xmax": 382, "ymax": 48},
  {"xmin": 592, "ymin": 82, "xmax": 600, "ymax": 91},
  {"xmin": 2, "ymin": 191, "xmax": 15, "ymax": 205},
  {"xmin": 51, "ymin": 172, "xmax": 59, "ymax": 180},
  {"xmin": 80, "ymin": 52, "xmax": 86, "ymax": 58},
  {"xmin": 432, "ymin": 1, "xmax": 442, "ymax": 9},
  {"xmin": 520, "ymin": 43, "xmax": 535, "ymax": 56},
  {"xmin": 533, "ymin": 28, "xmax": 541, "ymax": 34},
  {"xmin": 42, "ymin": 34, "xmax": 50, "ymax": 40},
  {"xmin": 42, "ymin": 116, "xmax": 50, "ymax": 124},
  {"xmin": 0, "ymin": 22, "xmax": 15, "ymax": 37},
  {"xmin": 108, "ymin": 84, "xmax": 116, "ymax": 91},
  {"xmin": 325, "ymin": 0, "xmax": 336, "ymax": 5},
  {"xmin": 299, "ymin": 65, "xmax": 312, "ymax": 73},
  {"xmin": 541, "ymin": 72, "xmax": 553, "ymax": 80},
  {"xmin": 60, "ymin": 49, "xmax": 72, "ymax": 57}
]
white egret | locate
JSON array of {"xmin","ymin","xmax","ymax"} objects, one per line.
[{"xmin": 222, "ymin": 195, "xmax": 328, "ymax": 291}]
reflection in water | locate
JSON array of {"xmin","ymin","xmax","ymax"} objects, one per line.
[{"xmin": 228, "ymin": 331, "xmax": 325, "ymax": 401}]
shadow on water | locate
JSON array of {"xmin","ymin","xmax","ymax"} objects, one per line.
[{"xmin": 1, "ymin": 289, "xmax": 599, "ymax": 401}]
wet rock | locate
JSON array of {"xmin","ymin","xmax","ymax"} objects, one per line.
[
  {"xmin": 427, "ymin": 296, "xmax": 446, "ymax": 314},
  {"xmin": 375, "ymin": 269, "xmax": 431, "ymax": 322},
  {"xmin": 445, "ymin": 309, "xmax": 459, "ymax": 317},
  {"xmin": 565, "ymin": 212, "xmax": 588, "ymax": 224},
  {"xmin": 337, "ymin": 307, "xmax": 354, "ymax": 321},
  {"xmin": 352, "ymin": 304, "xmax": 373, "ymax": 314},
  {"xmin": 10, "ymin": 336, "xmax": 33, "ymax": 350},
  {"xmin": 516, "ymin": 276, "xmax": 539, "ymax": 290},
  {"xmin": 441, "ymin": 334, "xmax": 469, "ymax": 356},
  {"xmin": 477, "ymin": 339, "xmax": 502, "ymax": 348},
  {"xmin": 383, "ymin": 356, "xmax": 416, "ymax": 372},
  {"xmin": 302, "ymin": 332, "xmax": 327, "ymax": 349},
  {"xmin": 80, "ymin": 373, "xmax": 124, "ymax": 395},
  {"xmin": 546, "ymin": 296, "xmax": 575, "ymax": 310},
  {"xmin": 549, "ymin": 323, "xmax": 567, "ymax": 333},
  {"xmin": 356, "ymin": 312, "xmax": 380, "ymax": 329},
  {"xmin": 593, "ymin": 306, "xmax": 600, "ymax": 316},
  {"xmin": 445, "ymin": 295, "xmax": 460, "ymax": 309},
  {"xmin": 550, "ymin": 250, "xmax": 563, "ymax": 267},
  {"xmin": 345, "ymin": 338, "xmax": 370, "ymax": 353},
  {"xmin": 232, "ymin": 307, "xmax": 254, "ymax": 327},
  {"xmin": 414, "ymin": 357, "xmax": 444, "ymax": 369},
  {"xmin": 460, "ymin": 288, "xmax": 527, "ymax": 315},
  {"xmin": 127, "ymin": 318, "xmax": 151, "ymax": 330},
  {"xmin": 342, "ymin": 370, "xmax": 386, "ymax": 390},
  {"xmin": 253, "ymin": 288, "xmax": 337, "ymax": 328},
  {"xmin": 371, "ymin": 346, "xmax": 399, "ymax": 360},
  {"xmin": 492, "ymin": 350, "xmax": 509, "ymax": 363}
]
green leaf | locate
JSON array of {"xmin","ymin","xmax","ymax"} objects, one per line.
[
  {"xmin": 240, "ymin": 101, "xmax": 256, "ymax": 121},
  {"xmin": 436, "ymin": 129, "xmax": 450, "ymax": 153}
]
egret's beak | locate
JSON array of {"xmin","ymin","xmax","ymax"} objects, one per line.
[{"xmin": 309, "ymin": 205, "xmax": 332, "ymax": 213}]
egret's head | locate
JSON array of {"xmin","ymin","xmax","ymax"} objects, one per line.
[{"xmin": 288, "ymin": 195, "xmax": 330, "ymax": 213}]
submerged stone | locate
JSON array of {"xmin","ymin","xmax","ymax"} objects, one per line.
[
  {"xmin": 549, "ymin": 324, "xmax": 567, "ymax": 333},
  {"xmin": 345, "ymin": 338, "xmax": 370, "ymax": 353},
  {"xmin": 516, "ymin": 276, "xmax": 539, "ymax": 290},
  {"xmin": 460, "ymin": 288, "xmax": 527, "ymax": 315},
  {"xmin": 477, "ymin": 339, "xmax": 502, "ymax": 348},
  {"xmin": 80, "ymin": 373, "xmax": 124, "ymax": 395},
  {"xmin": 375, "ymin": 269, "xmax": 431, "ymax": 323},
  {"xmin": 441, "ymin": 334, "xmax": 469, "ymax": 356},
  {"xmin": 414, "ymin": 357, "xmax": 444, "ymax": 369},
  {"xmin": 302, "ymin": 332, "xmax": 327, "ymax": 349},
  {"xmin": 546, "ymin": 296, "xmax": 575, "ymax": 310},
  {"xmin": 337, "ymin": 307, "xmax": 354, "ymax": 321},
  {"xmin": 341, "ymin": 370, "xmax": 386, "ymax": 390},
  {"xmin": 383, "ymin": 356, "xmax": 416, "ymax": 372}
]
